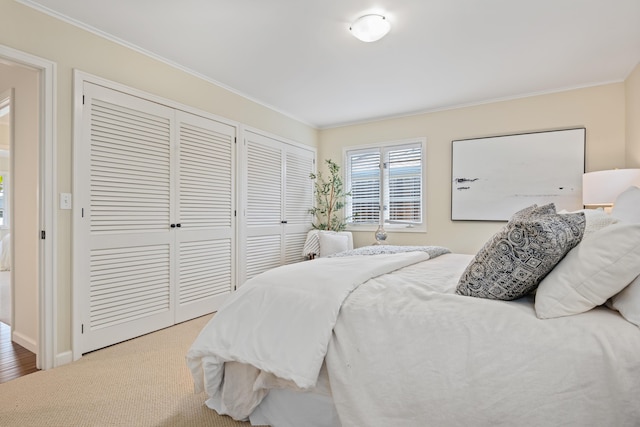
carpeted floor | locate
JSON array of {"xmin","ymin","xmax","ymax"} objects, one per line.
[{"xmin": 0, "ymin": 313, "xmax": 255, "ymax": 427}]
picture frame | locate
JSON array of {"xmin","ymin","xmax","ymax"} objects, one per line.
[{"xmin": 451, "ymin": 128, "xmax": 586, "ymax": 221}]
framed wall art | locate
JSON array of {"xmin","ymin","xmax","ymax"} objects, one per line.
[{"xmin": 451, "ymin": 128, "xmax": 585, "ymax": 221}]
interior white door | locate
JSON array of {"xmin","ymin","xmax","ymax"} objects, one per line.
[
  {"xmin": 283, "ymin": 145, "xmax": 315, "ymax": 264},
  {"xmin": 78, "ymin": 82, "xmax": 176, "ymax": 353},
  {"xmin": 240, "ymin": 131, "xmax": 315, "ymax": 284},
  {"xmin": 243, "ymin": 131, "xmax": 283, "ymax": 282},
  {"xmin": 174, "ymin": 111, "xmax": 235, "ymax": 323}
]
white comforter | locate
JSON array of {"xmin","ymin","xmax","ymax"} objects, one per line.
[
  {"xmin": 327, "ymin": 253, "xmax": 640, "ymax": 426},
  {"xmin": 188, "ymin": 252, "xmax": 640, "ymax": 426},
  {"xmin": 186, "ymin": 251, "xmax": 432, "ymax": 419}
]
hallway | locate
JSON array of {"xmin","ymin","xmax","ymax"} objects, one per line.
[{"xmin": 0, "ymin": 321, "xmax": 38, "ymax": 384}]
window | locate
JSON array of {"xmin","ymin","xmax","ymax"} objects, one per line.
[{"xmin": 345, "ymin": 139, "xmax": 425, "ymax": 231}]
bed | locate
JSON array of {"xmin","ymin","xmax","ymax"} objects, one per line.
[{"xmin": 187, "ymin": 188, "xmax": 640, "ymax": 427}]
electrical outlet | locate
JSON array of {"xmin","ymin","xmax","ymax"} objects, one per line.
[{"xmin": 60, "ymin": 193, "xmax": 72, "ymax": 210}]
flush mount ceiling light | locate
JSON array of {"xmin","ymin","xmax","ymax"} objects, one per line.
[{"xmin": 350, "ymin": 14, "xmax": 390, "ymax": 42}]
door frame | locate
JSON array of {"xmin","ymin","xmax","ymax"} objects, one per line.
[{"xmin": 0, "ymin": 45, "xmax": 57, "ymax": 370}]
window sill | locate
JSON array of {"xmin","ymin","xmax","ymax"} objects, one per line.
[{"xmin": 346, "ymin": 223, "xmax": 426, "ymax": 233}]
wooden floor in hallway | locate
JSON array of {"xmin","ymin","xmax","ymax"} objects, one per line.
[{"xmin": 0, "ymin": 321, "xmax": 38, "ymax": 384}]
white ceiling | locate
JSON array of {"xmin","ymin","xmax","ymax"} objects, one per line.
[{"xmin": 20, "ymin": 0, "xmax": 640, "ymax": 129}]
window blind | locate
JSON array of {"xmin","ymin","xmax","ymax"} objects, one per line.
[
  {"xmin": 348, "ymin": 149, "xmax": 381, "ymax": 223},
  {"xmin": 346, "ymin": 140, "xmax": 424, "ymax": 227},
  {"xmin": 387, "ymin": 145, "xmax": 422, "ymax": 223}
]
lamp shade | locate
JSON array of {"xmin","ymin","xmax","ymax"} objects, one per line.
[
  {"xmin": 582, "ymin": 169, "xmax": 640, "ymax": 206},
  {"xmin": 350, "ymin": 15, "xmax": 390, "ymax": 42}
]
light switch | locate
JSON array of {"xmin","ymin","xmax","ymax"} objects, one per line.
[{"xmin": 60, "ymin": 193, "xmax": 72, "ymax": 210}]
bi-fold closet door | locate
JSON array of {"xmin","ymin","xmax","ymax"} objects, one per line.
[
  {"xmin": 239, "ymin": 130, "xmax": 315, "ymax": 285},
  {"xmin": 76, "ymin": 82, "xmax": 235, "ymax": 354}
]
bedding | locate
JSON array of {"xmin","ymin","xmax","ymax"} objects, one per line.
[
  {"xmin": 187, "ymin": 249, "xmax": 443, "ymax": 418},
  {"xmin": 187, "ymin": 244, "xmax": 640, "ymax": 426},
  {"xmin": 535, "ymin": 221, "xmax": 640, "ymax": 318}
]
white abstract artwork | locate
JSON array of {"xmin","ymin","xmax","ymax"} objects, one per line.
[{"xmin": 451, "ymin": 128, "xmax": 585, "ymax": 221}]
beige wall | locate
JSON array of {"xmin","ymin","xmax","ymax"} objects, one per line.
[
  {"xmin": 0, "ymin": 0, "xmax": 318, "ymax": 361},
  {"xmin": 0, "ymin": 61, "xmax": 40, "ymax": 351},
  {"xmin": 319, "ymin": 84, "xmax": 627, "ymax": 254},
  {"xmin": 626, "ymin": 62, "xmax": 640, "ymax": 167}
]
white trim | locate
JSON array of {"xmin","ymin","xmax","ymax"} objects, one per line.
[
  {"xmin": 12, "ymin": 330, "xmax": 37, "ymax": 353},
  {"xmin": 0, "ymin": 44, "xmax": 57, "ymax": 370},
  {"xmin": 55, "ymin": 350, "xmax": 73, "ymax": 367}
]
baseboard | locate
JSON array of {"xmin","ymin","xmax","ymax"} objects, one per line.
[
  {"xmin": 55, "ymin": 350, "xmax": 73, "ymax": 367},
  {"xmin": 12, "ymin": 330, "xmax": 37, "ymax": 353}
]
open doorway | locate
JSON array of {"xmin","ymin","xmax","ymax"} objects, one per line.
[
  {"xmin": 0, "ymin": 45, "xmax": 55, "ymax": 372},
  {"xmin": 0, "ymin": 91, "xmax": 11, "ymax": 328},
  {"xmin": 0, "ymin": 66, "xmax": 41, "ymax": 382}
]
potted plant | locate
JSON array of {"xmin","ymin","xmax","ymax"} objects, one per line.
[{"xmin": 308, "ymin": 159, "xmax": 350, "ymax": 231}]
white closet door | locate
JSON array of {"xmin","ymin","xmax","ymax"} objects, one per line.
[
  {"xmin": 78, "ymin": 82, "xmax": 176, "ymax": 353},
  {"xmin": 243, "ymin": 132, "xmax": 283, "ymax": 282},
  {"xmin": 283, "ymin": 145, "xmax": 315, "ymax": 264},
  {"xmin": 174, "ymin": 111, "xmax": 235, "ymax": 322},
  {"xmin": 240, "ymin": 131, "xmax": 315, "ymax": 285}
]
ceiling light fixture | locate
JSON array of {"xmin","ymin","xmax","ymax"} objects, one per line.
[{"xmin": 350, "ymin": 14, "xmax": 390, "ymax": 42}]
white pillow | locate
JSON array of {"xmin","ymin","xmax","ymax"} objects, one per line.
[
  {"xmin": 535, "ymin": 222, "xmax": 640, "ymax": 319},
  {"xmin": 319, "ymin": 232, "xmax": 349, "ymax": 257},
  {"xmin": 559, "ymin": 208, "xmax": 618, "ymax": 239},
  {"xmin": 609, "ymin": 274, "xmax": 640, "ymax": 327},
  {"xmin": 612, "ymin": 186, "xmax": 640, "ymax": 223},
  {"xmin": 302, "ymin": 230, "xmax": 354, "ymax": 257}
]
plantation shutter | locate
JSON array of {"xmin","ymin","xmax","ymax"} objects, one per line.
[
  {"xmin": 174, "ymin": 111, "xmax": 235, "ymax": 322},
  {"xmin": 346, "ymin": 141, "xmax": 424, "ymax": 227},
  {"xmin": 347, "ymin": 149, "xmax": 381, "ymax": 223},
  {"xmin": 79, "ymin": 82, "xmax": 176, "ymax": 353},
  {"xmin": 387, "ymin": 143, "xmax": 422, "ymax": 224}
]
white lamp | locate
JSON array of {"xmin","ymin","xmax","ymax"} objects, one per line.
[
  {"xmin": 582, "ymin": 169, "xmax": 640, "ymax": 207},
  {"xmin": 350, "ymin": 15, "xmax": 390, "ymax": 42}
]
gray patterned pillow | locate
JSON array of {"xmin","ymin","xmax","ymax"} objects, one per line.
[{"xmin": 456, "ymin": 204, "xmax": 585, "ymax": 300}]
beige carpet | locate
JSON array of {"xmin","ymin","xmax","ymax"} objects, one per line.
[{"xmin": 0, "ymin": 314, "xmax": 256, "ymax": 427}]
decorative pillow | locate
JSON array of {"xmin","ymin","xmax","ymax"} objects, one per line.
[
  {"xmin": 302, "ymin": 230, "xmax": 353, "ymax": 258},
  {"xmin": 612, "ymin": 186, "xmax": 640, "ymax": 223},
  {"xmin": 609, "ymin": 274, "xmax": 640, "ymax": 327},
  {"xmin": 319, "ymin": 232, "xmax": 349, "ymax": 257},
  {"xmin": 559, "ymin": 208, "xmax": 618, "ymax": 239},
  {"xmin": 302, "ymin": 230, "xmax": 321, "ymax": 257},
  {"xmin": 512, "ymin": 203, "xmax": 556, "ymax": 219},
  {"xmin": 535, "ymin": 222, "xmax": 640, "ymax": 319},
  {"xmin": 456, "ymin": 205, "xmax": 585, "ymax": 301}
]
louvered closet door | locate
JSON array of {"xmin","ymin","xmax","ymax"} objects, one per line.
[
  {"xmin": 174, "ymin": 111, "xmax": 235, "ymax": 323},
  {"xmin": 240, "ymin": 131, "xmax": 315, "ymax": 285},
  {"xmin": 243, "ymin": 132, "xmax": 284, "ymax": 282},
  {"xmin": 78, "ymin": 83, "xmax": 176, "ymax": 354},
  {"xmin": 283, "ymin": 145, "xmax": 315, "ymax": 264}
]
